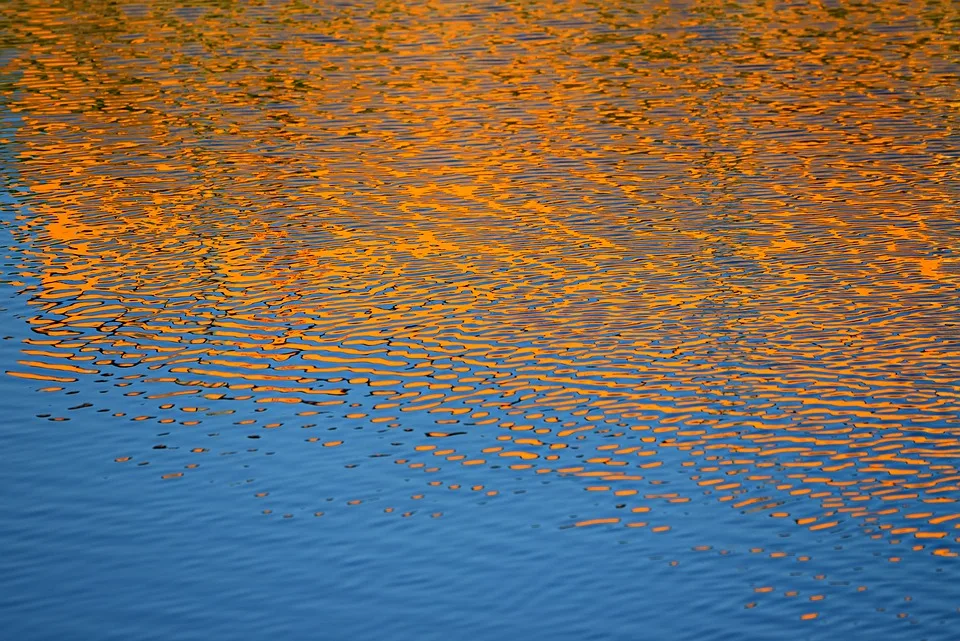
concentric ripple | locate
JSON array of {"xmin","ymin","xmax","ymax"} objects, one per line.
[{"xmin": 1, "ymin": 0, "xmax": 959, "ymax": 632}]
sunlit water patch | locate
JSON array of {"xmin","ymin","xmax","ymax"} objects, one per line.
[{"xmin": 1, "ymin": 0, "xmax": 959, "ymax": 638}]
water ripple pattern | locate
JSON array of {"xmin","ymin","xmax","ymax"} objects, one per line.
[{"xmin": 1, "ymin": 0, "xmax": 959, "ymax": 637}]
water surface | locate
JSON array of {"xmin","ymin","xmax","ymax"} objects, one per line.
[{"xmin": 1, "ymin": 0, "xmax": 959, "ymax": 639}]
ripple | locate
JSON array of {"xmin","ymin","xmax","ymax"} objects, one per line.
[{"xmin": 1, "ymin": 0, "xmax": 959, "ymax": 636}]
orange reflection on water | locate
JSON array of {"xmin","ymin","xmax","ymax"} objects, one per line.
[{"xmin": 1, "ymin": 0, "xmax": 959, "ymax": 569}]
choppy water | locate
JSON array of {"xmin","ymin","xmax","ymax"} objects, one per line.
[{"xmin": 1, "ymin": 0, "xmax": 959, "ymax": 639}]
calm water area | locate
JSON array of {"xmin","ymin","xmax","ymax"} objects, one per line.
[{"xmin": 1, "ymin": 1, "xmax": 959, "ymax": 639}]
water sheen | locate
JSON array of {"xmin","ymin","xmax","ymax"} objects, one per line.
[{"xmin": 1, "ymin": 0, "xmax": 959, "ymax": 639}]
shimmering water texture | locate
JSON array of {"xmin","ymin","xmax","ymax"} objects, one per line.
[{"xmin": 2, "ymin": 0, "xmax": 959, "ymax": 639}]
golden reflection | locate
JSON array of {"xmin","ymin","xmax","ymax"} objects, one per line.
[{"xmin": 2, "ymin": 0, "xmax": 959, "ymax": 573}]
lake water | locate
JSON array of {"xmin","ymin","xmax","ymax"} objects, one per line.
[{"xmin": 1, "ymin": 1, "xmax": 959, "ymax": 639}]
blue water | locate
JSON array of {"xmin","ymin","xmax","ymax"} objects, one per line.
[
  {"xmin": 1, "ymin": 290, "xmax": 957, "ymax": 639},
  {"xmin": 3, "ymin": 1, "xmax": 960, "ymax": 639}
]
